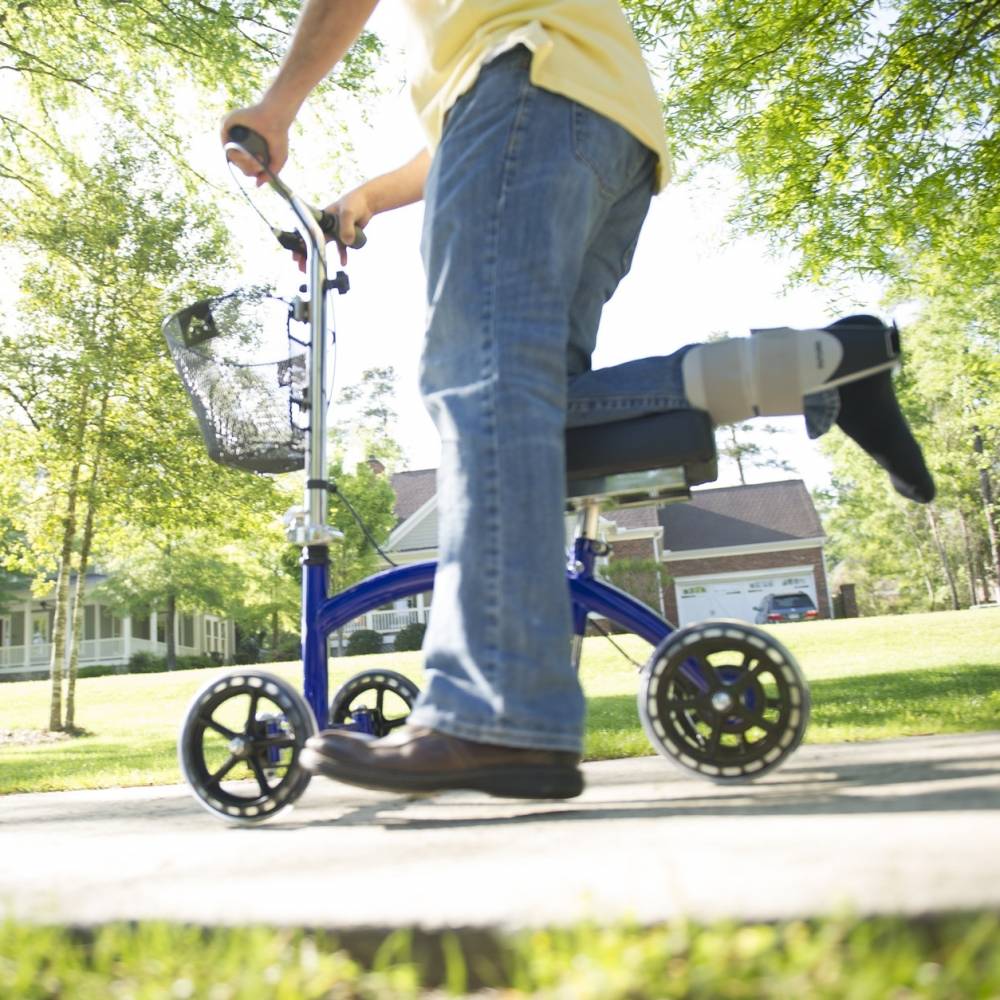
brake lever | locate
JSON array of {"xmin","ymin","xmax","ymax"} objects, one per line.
[{"xmin": 274, "ymin": 212, "xmax": 367, "ymax": 256}]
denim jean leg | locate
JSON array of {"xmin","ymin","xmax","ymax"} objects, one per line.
[
  {"xmin": 563, "ymin": 155, "xmax": 695, "ymax": 426},
  {"xmin": 409, "ymin": 51, "xmax": 647, "ymax": 751}
]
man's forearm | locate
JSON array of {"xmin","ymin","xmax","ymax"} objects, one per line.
[
  {"xmin": 365, "ymin": 150, "xmax": 432, "ymax": 213},
  {"xmin": 262, "ymin": 0, "xmax": 381, "ymax": 124}
]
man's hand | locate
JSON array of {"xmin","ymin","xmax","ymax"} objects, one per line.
[
  {"xmin": 291, "ymin": 185, "xmax": 375, "ymax": 271},
  {"xmin": 220, "ymin": 103, "xmax": 292, "ymax": 183}
]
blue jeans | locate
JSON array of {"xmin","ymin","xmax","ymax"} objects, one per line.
[{"xmin": 408, "ymin": 47, "xmax": 833, "ymax": 751}]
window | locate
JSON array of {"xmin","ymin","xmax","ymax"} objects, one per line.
[
  {"xmin": 180, "ymin": 614, "xmax": 195, "ymax": 649},
  {"xmin": 132, "ymin": 613, "xmax": 151, "ymax": 641},
  {"xmin": 99, "ymin": 606, "xmax": 121, "ymax": 639},
  {"xmin": 9, "ymin": 610, "xmax": 24, "ymax": 647},
  {"xmin": 205, "ymin": 617, "xmax": 228, "ymax": 657},
  {"xmin": 156, "ymin": 613, "xmax": 167, "ymax": 644},
  {"xmin": 0, "ymin": 617, "xmax": 7, "ymax": 647},
  {"xmin": 84, "ymin": 605, "xmax": 97, "ymax": 641},
  {"xmin": 31, "ymin": 613, "xmax": 49, "ymax": 644}
]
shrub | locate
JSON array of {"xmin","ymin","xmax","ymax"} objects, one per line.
[
  {"xmin": 270, "ymin": 633, "xmax": 301, "ymax": 663},
  {"xmin": 346, "ymin": 629, "xmax": 383, "ymax": 656},
  {"xmin": 77, "ymin": 663, "xmax": 126, "ymax": 679},
  {"xmin": 174, "ymin": 654, "xmax": 215, "ymax": 671},
  {"xmin": 393, "ymin": 622, "xmax": 426, "ymax": 652},
  {"xmin": 128, "ymin": 651, "xmax": 166, "ymax": 674}
]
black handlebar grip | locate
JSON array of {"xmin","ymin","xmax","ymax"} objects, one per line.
[
  {"xmin": 226, "ymin": 125, "xmax": 270, "ymax": 168},
  {"xmin": 318, "ymin": 210, "xmax": 367, "ymax": 250}
]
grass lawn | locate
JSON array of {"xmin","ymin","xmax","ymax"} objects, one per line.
[
  {"xmin": 3, "ymin": 913, "xmax": 1000, "ymax": 998},
  {"xmin": 1, "ymin": 608, "xmax": 998, "ymax": 795}
]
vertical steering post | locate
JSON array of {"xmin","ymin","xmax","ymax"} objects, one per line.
[
  {"xmin": 307, "ymin": 243, "xmax": 329, "ymax": 534},
  {"xmin": 301, "ymin": 544, "xmax": 330, "ymax": 728}
]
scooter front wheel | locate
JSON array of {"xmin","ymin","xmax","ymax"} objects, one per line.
[{"xmin": 179, "ymin": 670, "xmax": 317, "ymax": 825}]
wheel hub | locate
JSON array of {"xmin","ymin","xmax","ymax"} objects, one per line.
[
  {"xmin": 228, "ymin": 735, "xmax": 249, "ymax": 757},
  {"xmin": 711, "ymin": 690, "xmax": 734, "ymax": 713}
]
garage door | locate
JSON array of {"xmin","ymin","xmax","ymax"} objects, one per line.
[{"xmin": 675, "ymin": 569, "xmax": 818, "ymax": 626}]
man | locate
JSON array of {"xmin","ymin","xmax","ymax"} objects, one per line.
[{"xmin": 224, "ymin": 0, "xmax": 933, "ymax": 800}]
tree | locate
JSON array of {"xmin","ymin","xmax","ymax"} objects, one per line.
[
  {"xmin": 626, "ymin": 0, "xmax": 1000, "ymax": 287},
  {"xmin": 0, "ymin": 131, "xmax": 284, "ymax": 727},
  {"xmin": 818, "ymin": 285, "xmax": 999, "ymax": 613},
  {"xmin": 95, "ymin": 532, "xmax": 249, "ymax": 670},
  {"xmin": 1, "ymin": 1, "xmax": 382, "ymax": 196},
  {"xmin": 335, "ymin": 365, "xmax": 407, "ymax": 470}
]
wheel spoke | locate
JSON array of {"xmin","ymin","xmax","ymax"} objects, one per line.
[
  {"xmin": 243, "ymin": 690, "xmax": 261, "ymax": 735},
  {"xmin": 199, "ymin": 713, "xmax": 239, "ymax": 742},
  {"xmin": 728, "ymin": 657, "xmax": 765, "ymax": 695},
  {"xmin": 249, "ymin": 755, "xmax": 273, "ymax": 795},
  {"xmin": 663, "ymin": 697, "xmax": 700, "ymax": 713},
  {"xmin": 206, "ymin": 754, "xmax": 240, "ymax": 789},
  {"xmin": 690, "ymin": 655, "xmax": 724, "ymax": 693},
  {"xmin": 733, "ymin": 705, "xmax": 777, "ymax": 734},
  {"xmin": 705, "ymin": 716, "xmax": 724, "ymax": 758},
  {"xmin": 384, "ymin": 716, "xmax": 408, "ymax": 731}
]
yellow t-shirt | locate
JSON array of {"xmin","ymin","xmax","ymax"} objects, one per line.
[{"xmin": 400, "ymin": 0, "xmax": 673, "ymax": 190}]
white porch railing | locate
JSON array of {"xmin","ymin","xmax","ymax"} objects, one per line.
[
  {"xmin": 80, "ymin": 639, "xmax": 127, "ymax": 663},
  {"xmin": 340, "ymin": 608, "xmax": 428, "ymax": 635}
]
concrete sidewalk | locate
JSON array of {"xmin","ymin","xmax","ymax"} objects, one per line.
[{"xmin": 2, "ymin": 731, "xmax": 999, "ymax": 930}]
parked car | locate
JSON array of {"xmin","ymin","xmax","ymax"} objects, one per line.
[{"xmin": 754, "ymin": 592, "xmax": 818, "ymax": 624}]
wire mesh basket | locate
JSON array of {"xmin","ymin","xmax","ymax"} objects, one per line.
[{"xmin": 163, "ymin": 287, "xmax": 307, "ymax": 474}]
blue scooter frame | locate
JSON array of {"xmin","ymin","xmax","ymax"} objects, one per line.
[{"xmin": 301, "ymin": 537, "xmax": 674, "ymax": 730}]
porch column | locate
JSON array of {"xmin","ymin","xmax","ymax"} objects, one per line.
[{"xmin": 122, "ymin": 612, "xmax": 132, "ymax": 662}]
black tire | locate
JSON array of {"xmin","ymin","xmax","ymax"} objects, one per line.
[
  {"xmin": 638, "ymin": 620, "xmax": 810, "ymax": 781},
  {"xmin": 329, "ymin": 669, "xmax": 420, "ymax": 737},
  {"xmin": 179, "ymin": 670, "xmax": 317, "ymax": 825}
]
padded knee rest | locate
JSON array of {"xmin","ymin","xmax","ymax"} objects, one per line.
[{"xmin": 565, "ymin": 411, "xmax": 717, "ymax": 487}]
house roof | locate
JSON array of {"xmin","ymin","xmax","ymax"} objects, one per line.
[
  {"xmin": 387, "ymin": 472, "xmax": 823, "ymax": 557},
  {"xmin": 391, "ymin": 468, "xmax": 438, "ymax": 524},
  {"xmin": 660, "ymin": 480, "xmax": 824, "ymax": 552}
]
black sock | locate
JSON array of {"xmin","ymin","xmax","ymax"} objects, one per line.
[{"xmin": 835, "ymin": 371, "xmax": 935, "ymax": 503}]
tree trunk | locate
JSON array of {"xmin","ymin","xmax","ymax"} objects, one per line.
[
  {"xmin": 905, "ymin": 515, "xmax": 938, "ymax": 612},
  {"xmin": 165, "ymin": 591, "xmax": 177, "ymax": 670},
  {"xmin": 65, "ymin": 489, "xmax": 97, "ymax": 730},
  {"xmin": 48, "ymin": 463, "xmax": 81, "ymax": 731},
  {"xmin": 973, "ymin": 428, "xmax": 1000, "ymax": 601},
  {"xmin": 66, "ymin": 393, "xmax": 108, "ymax": 730},
  {"xmin": 956, "ymin": 508, "xmax": 980, "ymax": 607},
  {"xmin": 926, "ymin": 505, "xmax": 961, "ymax": 610},
  {"xmin": 271, "ymin": 609, "xmax": 280, "ymax": 660}
]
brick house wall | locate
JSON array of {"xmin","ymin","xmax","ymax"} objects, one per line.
[{"xmin": 662, "ymin": 546, "xmax": 830, "ymax": 623}]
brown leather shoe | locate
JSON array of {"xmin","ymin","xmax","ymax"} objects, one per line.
[{"xmin": 300, "ymin": 725, "xmax": 584, "ymax": 799}]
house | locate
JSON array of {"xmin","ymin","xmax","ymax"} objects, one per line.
[
  {"xmin": 0, "ymin": 574, "xmax": 236, "ymax": 680},
  {"xmin": 617, "ymin": 480, "xmax": 830, "ymax": 625},
  {"xmin": 358, "ymin": 473, "xmax": 829, "ymax": 638}
]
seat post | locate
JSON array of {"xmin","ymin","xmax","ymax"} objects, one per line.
[
  {"xmin": 579, "ymin": 499, "xmax": 603, "ymax": 542},
  {"xmin": 569, "ymin": 498, "xmax": 605, "ymax": 675}
]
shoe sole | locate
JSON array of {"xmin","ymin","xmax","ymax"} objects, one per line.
[{"xmin": 299, "ymin": 747, "xmax": 584, "ymax": 800}]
